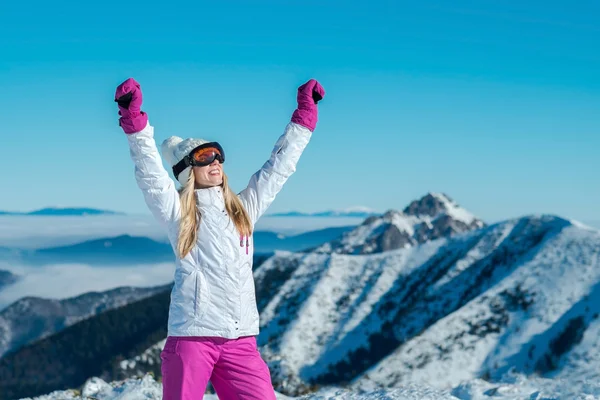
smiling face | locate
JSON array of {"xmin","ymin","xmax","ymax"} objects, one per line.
[{"xmin": 193, "ymin": 159, "xmax": 224, "ymax": 188}]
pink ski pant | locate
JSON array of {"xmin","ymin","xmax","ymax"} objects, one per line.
[{"xmin": 160, "ymin": 335, "xmax": 277, "ymax": 400}]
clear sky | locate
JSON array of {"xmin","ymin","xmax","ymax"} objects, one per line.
[{"xmin": 0, "ymin": 0, "xmax": 599, "ymax": 224}]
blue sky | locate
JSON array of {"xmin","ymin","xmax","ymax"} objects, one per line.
[{"xmin": 0, "ymin": 0, "xmax": 599, "ymax": 224}]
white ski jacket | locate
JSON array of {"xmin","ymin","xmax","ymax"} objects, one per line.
[{"xmin": 127, "ymin": 121, "xmax": 312, "ymax": 338}]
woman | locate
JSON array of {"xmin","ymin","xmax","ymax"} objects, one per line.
[{"xmin": 114, "ymin": 77, "xmax": 325, "ymax": 399}]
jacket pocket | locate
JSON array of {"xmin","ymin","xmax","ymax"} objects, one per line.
[
  {"xmin": 239, "ymin": 262, "xmax": 259, "ymax": 321},
  {"xmin": 194, "ymin": 268, "xmax": 211, "ymax": 320}
]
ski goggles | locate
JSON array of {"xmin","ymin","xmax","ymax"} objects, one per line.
[{"xmin": 173, "ymin": 142, "xmax": 225, "ymax": 180}]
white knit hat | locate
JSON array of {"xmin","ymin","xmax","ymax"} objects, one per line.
[{"xmin": 161, "ymin": 136, "xmax": 210, "ymax": 186}]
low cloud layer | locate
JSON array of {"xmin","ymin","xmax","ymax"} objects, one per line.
[{"xmin": 0, "ymin": 262, "xmax": 175, "ymax": 310}]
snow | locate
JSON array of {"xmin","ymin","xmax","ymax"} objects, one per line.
[
  {"xmin": 9, "ymin": 204, "xmax": 600, "ymax": 400},
  {"xmin": 10, "ymin": 214, "xmax": 600, "ymax": 400},
  {"xmin": 553, "ymin": 313, "xmax": 600, "ymax": 382},
  {"xmin": 250, "ymin": 214, "xmax": 600, "ymax": 396},
  {"xmin": 350, "ymin": 218, "xmax": 600, "ymax": 390},
  {"xmin": 451, "ymin": 370, "xmax": 600, "ymax": 400},
  {"xmin": 20, "ymin": 372, "xmax": 600, "ymax": 399},
  {"xmin": 319, "ymin": 195, "xmax": 485, "ymax": 255},
  {"xmin": 255, "ymin": 239, "xmax": 458, "ymax": 392},
  {"xmin": 120, "ymin": 339, "xmax": 167, "ymax": 371},
  {"xmin": 430, "ymin": 221, "xmax": 516, "ymax": 289},
  {"xmin": 430, "ymin": 193, "xmax": 481, "ymax": 227}
]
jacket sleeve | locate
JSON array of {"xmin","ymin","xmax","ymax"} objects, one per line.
[
  {"xmin": 238, "ymin": 122, "xmax": 312, "ymax": 225},
  {"xmin": 127, "ymin": 122, "xmax": 181, "ymax": 228}
]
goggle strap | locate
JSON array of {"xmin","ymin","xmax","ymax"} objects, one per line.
[{"xmin": 172, "ymin": 155, "xmax": 191, "ymax": 181}]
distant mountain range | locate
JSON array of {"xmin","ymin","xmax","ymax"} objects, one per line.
[
  {"xmin": 253, "ymin": 226, "xmax": 355, "ymax": 253},
  {"xmin": 0, "ymin": 208, "xmax": 124, "ymax": 216},
  {"xmin": 1, "ymin": 206, "xmax": 378, "ymax": 218},
  {"xmin": 268, "ymin": 207, "xmax": 380, "ymax": 218},
  {"xmin": 3, "ymin": 235, "xmax": 175, "ymax": 266},
  {"xmin": 0, "ymin": 227, "xmax": 353, "ymax": 266}
]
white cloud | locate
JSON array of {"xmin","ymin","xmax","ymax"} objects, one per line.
[
  {"xmin": 0, "ymin": 262, "xmax": 175, "ymax": 310},
  {"xmin": 0, "ymin": 215, "xmax": 167, "ymax": 249}
]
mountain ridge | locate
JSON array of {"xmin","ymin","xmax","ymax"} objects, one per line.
[
  {"xmin": 267, "ymin": 207, "xmax": 380, "ymax": 218},
  {"xmin": 0, "ymin": 284, "xmax": 171, "ymax": 358},
  {"xmin": 0, "ymin": 207, "xmax": 124, "ymax": 216},
  {"xmin": 316, "ymin": 192, "xmax": 485, "ymax": 255},
  {"xmin": 254, "ymin": 214, "xmax": 600, "ymax": 394}
]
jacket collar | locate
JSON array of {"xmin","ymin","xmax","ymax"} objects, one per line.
[{"xmin": 195, "ymin": 186, "xmax": 225, "ymax": 211}]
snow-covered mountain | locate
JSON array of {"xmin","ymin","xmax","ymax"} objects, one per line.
[
  {"xmin": 0, "ymin": 284, "xmax": 170, "ymax": 358},
  {"xmin": 0, "ymin": 288, "xmax": 172, "ymax": 400},
  {"xmin": 34, "ymin": 199, "xmax": 596, "ymax": 397},
  {"xmin": 6, "ymin": 193, "xmax": 600, "ymax": 400},
  {"xmin": 255, "ymin": 214, "xmax": 600, "ymax": 395},
  {"xmin": 316, "ymin": 193, "xmax": 484, "ymax": 254},
  {"xmin": 109, "ymin": 210, "xmax": 600, "ymax": 397}
]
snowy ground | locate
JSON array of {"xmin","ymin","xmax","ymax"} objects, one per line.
[{"xmin": 21, "ymin": 372, "xmax": 600, "ymax": 400}]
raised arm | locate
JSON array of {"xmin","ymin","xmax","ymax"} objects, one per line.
[
  {"xmin": 239, "ymin": 79, "xmax": 325, "ymax": 224},
  {"xmin": 115, "ymin": 78, "xmax": 180, "ymax": 228}
]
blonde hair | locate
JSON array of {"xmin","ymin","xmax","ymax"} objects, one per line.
[{"xmin": 177, "ymin": 169, "xmax": 252, "ymax": 258}]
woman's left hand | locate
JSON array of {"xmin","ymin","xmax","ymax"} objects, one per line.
[{"xmin": 291, "ymin": 79, "xmax": 325, "ymax": 131}]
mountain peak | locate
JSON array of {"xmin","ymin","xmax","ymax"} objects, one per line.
[
  {"xmin": 403, "ymin": 192, "xmax": 481, "ymax": 227},
  {"xmin": 318, "ymin": 193, "xmax": 485, "ymax": 255},
  {"xmin": 403, "ymin": 193, "xmax": 454, "ymax": 217}
]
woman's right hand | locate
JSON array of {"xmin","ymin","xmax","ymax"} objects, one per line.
[{"xmin": 115, "ymin": 78, "xmax": 148, "ymax": 134}]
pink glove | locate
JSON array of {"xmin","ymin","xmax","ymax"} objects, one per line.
[
  {"xmin": 291, "ymin": 79, "xmax": 325, "ymax": 132},
  {"xmin": 114, "ymin": 78, "xmax": 148, "ymax": 134}
]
